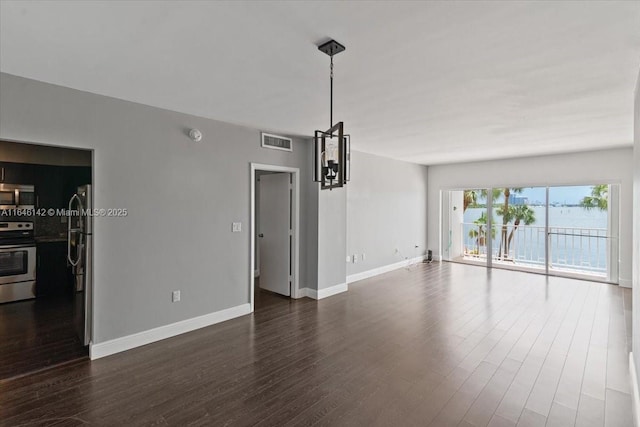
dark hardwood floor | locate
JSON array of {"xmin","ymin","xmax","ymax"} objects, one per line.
[
  {"xmin": 0, "ymin": 296, "xmax": 88, "ymax": 381},
  {"xmin": 0, "ymin": 263, "xmax": 633, "ymax": 426},
  {"xmin": 254, "ymin": 277, "xmax": 292, "ymax": 310}
]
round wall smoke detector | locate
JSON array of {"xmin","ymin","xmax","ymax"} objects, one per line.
[{"xmin": 189, "ymin": 128, "xmax": 203, "ymax": 142}]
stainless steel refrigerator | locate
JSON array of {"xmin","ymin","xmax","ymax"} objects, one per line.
[{"xmin": 68, "ymin": 184, "xmax": 92, "ymax": 346}]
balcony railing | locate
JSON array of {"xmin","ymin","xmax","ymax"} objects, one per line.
[{"xmin": 461, "ymin": 223, "xmax": 610, "ymax": 276}]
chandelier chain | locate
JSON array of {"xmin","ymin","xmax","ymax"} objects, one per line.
[{"xmin": 330, "ymin": 56, "xmax": 334, "ymax": 129}]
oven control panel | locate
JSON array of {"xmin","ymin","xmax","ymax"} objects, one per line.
[{"xmin": 0, "ymin": 222, "xmax": 33, "ymax": 231}]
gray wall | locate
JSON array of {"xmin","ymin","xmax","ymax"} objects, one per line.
[
  {"xmin": 0, "ymin": 72, "xmax": 317, "ymax": 343},
  {"xmin": 346, "ymin": 151, "xmax": 428, "ymax": 276},
  {"xmin": 633, "ymin": 70, "xmax": 640, "ymax": 390},
  {"xmin": 304, "ymin": 168, "xmax": 319, "ymax": 291},
  {"xmin": 317, "ymin": 187, "xmax": 347, "ymax": 289},
  {"xmin": 427, "ymin": 148, "xmax": 634, "ymax": 287}
]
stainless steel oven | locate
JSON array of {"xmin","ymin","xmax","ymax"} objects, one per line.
[
  {"xmin": 0, "ymin": 222, "xmax": 36, "ymax": 303},
  {"xmin": 0, "ymin": 184, "xmax": 35, "ymax": 210}
]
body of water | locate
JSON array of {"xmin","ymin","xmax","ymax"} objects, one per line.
[{"xmin": 462, "ymin": 206, "xmax": 610, "ymax": 274}]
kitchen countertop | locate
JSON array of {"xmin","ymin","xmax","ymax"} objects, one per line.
[{"xmin": 35, "ymin": 236, "xmax": 68, "ymax": 243}]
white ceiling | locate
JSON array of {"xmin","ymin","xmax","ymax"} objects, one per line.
[{"xmin": 1, "ymin": 1, "xmax": 639, "ymax": 165}]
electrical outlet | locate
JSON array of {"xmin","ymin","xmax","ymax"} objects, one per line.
[
  {"xmin": 346, "ymin": 255, "xmax": 351, "ymax": 263},
  {"xmin": 232, "ymin": 222, "xmax": 242, "ymax": 232},
  {"xmin": 353, "ymin": 254, "xmax": 358, "ymax": 264},
  {"xmin": 172, "ymin": 290, "xmax": 181, "ymax": 302}
]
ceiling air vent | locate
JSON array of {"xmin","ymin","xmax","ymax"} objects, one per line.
[{"xmin": 261, "ymin": 133, "xmax": 292, "ymax": 152}]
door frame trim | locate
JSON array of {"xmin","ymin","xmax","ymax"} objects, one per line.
[
  {"xmin": 1, "ymin": 137, "xmax": 95, "ymax": 351},
  {"xmin": 250, "ymin": 163, "xmax": 300, "ymax": 312}
]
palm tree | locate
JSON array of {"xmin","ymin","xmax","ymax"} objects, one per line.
[
  {"xmin": 464, "ymin": 188, "xmax": 531, "ymax": 259},
  {"xmin": 580, "ymin": 185, "xmax": 608, "ymax": 211},
  {"xmin": 463, "ymin": 189, "xmax": 501, "ymax": 211},
  {"xmin": 463, "ymin": 190, "xmax": 478, "ymax": 212},
  {"xmin": 496, "ymin": 188, "xmax": 524, "ymax": 259},
  {"xmin": 506, "ymin": 205, "xmax": 536, "ymax": 254},
  {"xmin": 468, "ymin": 214, "xmax": 485, "ymax": 254},
  {"xmin": 468, "ymin": 228, "xmax": 480, "ymax": 254},
  {"xmin": 468, "ymin": 211, "xmax": 495, "ymax": 254}
]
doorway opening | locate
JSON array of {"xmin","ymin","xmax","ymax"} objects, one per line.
[
  {"xmin": 442, "ymin": 184, "xmax": 620, "ymax": 283},
  {"xmin": 0, "ymin": 139, "xmax": 93, "ymax": 379},
  {"xmin": 250, "ymin": 164, "xmax": 300, "ymax": 312}
]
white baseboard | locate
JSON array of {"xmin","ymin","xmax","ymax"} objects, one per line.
[
  {"xmin": 631, "ymin": 352, "xmax": 640, "ymax": 427},
  {"xmin": 301, "ymin": 287, "xmax": 318, "ymax": 299},
  {"xmin": 90, "ymin": 303, "xmax": 251, "ymax": 360},
  {"xmin": 297, "ymin": 287, "xmax": 312, "ymax": 299},
  {"xmin": 347, "ymin": 255, "xmax": 426, "ymax": 284},
  {"xmin": 317, "ymin": 282, "xmax": 347, "ymax": 299},
  {"xmin": 299, "ymin": 282, "xmax": 348, "ymax": 300},
  {"xmin": 620, "ymin": 278, "xmax": 632, "ymax": 288},
  {"xmin": 291, "ymin": 287, "xmax": 307, "ymax": 299}
]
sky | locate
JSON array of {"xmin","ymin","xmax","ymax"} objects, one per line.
[
  {"xmin": 475, "ymin": 185, "xmax": 596, "ymax": 205},
  {"xmin": 525, "ymin": 186, "xmax": 593, "ymax": 205}
]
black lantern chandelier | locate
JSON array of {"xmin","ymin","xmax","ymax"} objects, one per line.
[{"xmin": 313, "ymin": 39, "xmax": 350, "ymax": 190}]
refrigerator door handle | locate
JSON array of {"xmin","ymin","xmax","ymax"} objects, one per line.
[{"xmin": 67, "ymin": 193, "xmax": 83, "ymax": 266}]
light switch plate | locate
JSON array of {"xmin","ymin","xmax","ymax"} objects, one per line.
[
  {"xmin": 232, "ymin": 222, "xmax": 242, "ymax": 232},
  {"xmin": 346, "ymin": 255, "xmax": 351, "ymax": 263}
]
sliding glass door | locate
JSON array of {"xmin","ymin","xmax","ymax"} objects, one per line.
[
  {"xmin": 547, "ymin": 185, "xmax": 618, "ymax": 281},
  {"xmin": 443, "ymin": 184, "xmax": 620, "ymax": 283},
  {"xmin": 442, "ymin": 189, "xmax": 490, "ymax": 264}
]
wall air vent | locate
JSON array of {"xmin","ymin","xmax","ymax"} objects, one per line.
[{"xmin": 261, "ymin": 133, "xmax": 293, "ymax": 152}]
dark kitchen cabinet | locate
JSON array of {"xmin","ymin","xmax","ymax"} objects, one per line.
[
  {"xmin": 64, "ymin": 167, "xmax": 91, "ymax": 204},
  {"xmin": 0, "ymin": 162, "xmax": 35, "ymax": 184},
  {"xmin": 1, "ymin": 160, "xmax": 91, "ymax": 213},
  {"xmin": 32, "ymin": 165, "xmax": 90, "ymax": 209},
  {"xmin": 36, "ymin": 241, "xmax": 71, "ymax": 297},
  {"xmin": 0, "ymin": 162, "xmax": 19, "ymax": 183},
  {"xmin": 34, "ymin": 165, "xmax": 65, "ymax": 209}
]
